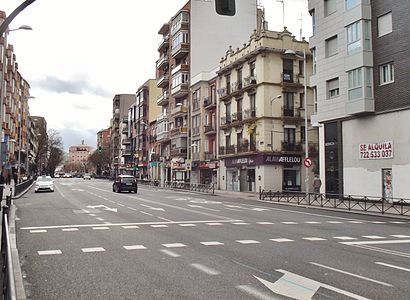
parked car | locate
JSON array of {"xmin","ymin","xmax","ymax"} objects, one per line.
[
  {"xmin": 83, "ymin": 174, "xmax": 91, "ymax": 180},
  {"xmin": 63, "ymin": 173, "xmax": 72, "ymax": 178},
  {"xmin": 35, "ymin": 176, "xmax": 54, "ymax": 193},
  {"xmin": 112, "ymin": 175, "xmax": 138, "ymax": 193}
]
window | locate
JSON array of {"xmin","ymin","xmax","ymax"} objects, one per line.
[
  {"xmin": 345, "ymin": 0, "xmax": 359, "ymax": 10},
  {"xmin": 327, "ymin": 78, "xmax": 339, "ymax": 99},
  {"xmin": 365, "ymin": 67, "xmax": 373, "ymax": 97},
  {"xmin": 311, "ymin": 48, "xmax": 317, "ymax": 74},
  {"xmin": 310, "ymin": 9, "xmax": 316, "ymax": 35},
  {"xmin": 347, "ymin": 21, "xmax": 361, "ymax": 55},
  {"xmin": 325, "ymin": 35, "xmax": 338, "ymax": 57},
  {"xmin": 249, "ymin": 61, "xmax": 256, "ymax": 77},
  {"xmin": 325, "ymin": 0, "xmax": 337, "ymax": 16},
  {"xmin": 172, "ymin": 32, "xmax": 189, "ymax": 50},
  {"xmin": 379, "ymin": 63, "xmax": 394, "ymax": 85},
  {"xmin": 313, "ymin": 87, "xmax": 318, "ymax": 113},
  {"xmin": 377, "ymin": 12, "xmax": 392, "ymax": 37},
  {"xmin": 363, "ymin": 20, "xmax": 371, "ymax": 50},
  {"xmin": 283, "ymin": 59, "xmax": 293, "ymax": 82},
  {"xmin": 348, "ymin": 68, "xmax": 362, "ymax": 100},
  {"xmin": 301, "ymin": 126, "xmax": 305, "ymax": 143},
  {"xmin": 171, "ymin": 73, "xmax": 189, "ymax": 88}
]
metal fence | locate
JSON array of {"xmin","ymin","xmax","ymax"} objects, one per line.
[
  {"xmin": 14, "ymin": 178, "xmax": 34, "ymax": 197},
  {"xmin": 137, "ymin": 180, "xmax": 214, "ymax": 194},
  {"xmin": 259, "ymin": 190, "xmax": 410, "ymax": 216},
  {"xmin": 1, "ymin": 195, "xmax": 16, "ymax": 300}
]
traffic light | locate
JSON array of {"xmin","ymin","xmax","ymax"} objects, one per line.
[
  {"xmin": 215, "ymin": 0, "xmax": 236, "ymax": 16},
  {"xmin": 98, "ymin": 146, "xmax": 102, "ymax": 153}
]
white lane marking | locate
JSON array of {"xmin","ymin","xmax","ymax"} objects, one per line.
[
  {"xmin": 334, "ymin": 236, "xmax": 357, "ymax": 240},
  {"xmin": 140, "ymin": 204, "xmax": 165, "ymax": 211},
  {"xmin": 225, "ymin": 208, "xmax": 242, "ymax": 212},
  {"xmin": 389, "ymin": 221, "xmax": 405, "ymax": 224},
  {"xmin": 252, "ymin": 208, "xmax": 269, "ymax": 211},
  {"xmin": 109, "ymin": 200, "xmax": 116, "ymax": 203},
  {"xmin": 347, "ymin": 221, "xmax": 363, "ymax": 224},
  {"xmin": 391, "ymin": 235, "xmax": 410, "ymax": 238},
  {"xmin": 38, "ymin": 250, "xmax": 62, "ymax": 256},
  {"xmin": 257, "ymin": 222, "xmax": 275, "ymax": 225},
  {"xmin": 237, "ymin": 285, "xmax": 277, "ymax": 300},
  {"xmin": 82, "ymin": 247, "xmax": 105, "ymax": 253},
  {"xmin": 162, "ymin": 243, "xmax": 187, "ymax": 248},
  {"xmin": 30, "ymin": 230, "xmax": 47, "ymax": 233},
  {"xmin": 157, "ymin": 217, "xmax": 174, "ymax": 222},
  {"xmin": 341, "ymin": 239, "xmax": 410, "ymax": 246},
  {"xmin": 15, "ymin": 217, "xmax": 21, "ymax": 221},
  {"xmin": 122, "ymin": 225, "xmax": 139, "ymax": 229},
  {"xmin": 187, "ymin": 205, "xmax": 220, "ymax": 212},
  {"xmin": 151, "ymin": 225, "xmax": 168, "ymax": 228},
  {"xmin": 236, "ymin": 240, "xmax": 260, "ymax": 244},
  {"xmin": 326, "ymin": 221, "xmax": 343, "ymax": 224},
  {"xmin": 362, "ymin": 235, "xmax": 385, "ymax": 239},
  {"xmin": 82, "ymin": 209, "xmax": 90, "ymax": 214},
  {"xmin": 160, "ymin": 249, "xmax": 181, "ymax": 257},
  {"xmin": 206, "ymin": 223, "xmax": 223, "ymax": 226},
  {"xmin": 95, "ymin": 217, "xmax": 105, "ymax": 221},
  {"xmin": 92, "ymin": 227, "xmax": 109, "ymax": 230},
  {"xmin": 54, "ymin": 184, "xmax": 65, "ymax": 198},
  {"xmin": 21, "ymin": 219, "xmax": 241, "ymax": 230},
  {"xmin": 200, "ymin": 241, "xmax": 224, "ymax": 246},
  {"xmin": 62, "ymin": 228, "xmax": 79, "ymax": 232},
  {"xmin": 375, "ymin": 262, "xmax": 410, "ymax": 272},
  {"xmin": 127, "ymin": 207, "xmax": 137, "ymax": 211},
  {"xmin": 280, "ymin": 222, "xmax": 298, "ymax": 225},
  {"xmin": 305, "ymin": 221, "xmax": 321, "ymax": 224},
  {"xmin": 178, "ymin": 224, "xmax": 196, "ymax": 227},
  {"xmin": 233, "ymin": 222, "xmax": 249, "ymax": 225},
  {"xmin": 140, "ymin": 211, "xmax": 153, "ymax": 216},
  {"xmin": 117, "ymin": 204, "xmax": 125, "ymax": 207},
  {"xmin": 371, "ymin": 221, "xmax": 386, "ymax": 224},
  {"xmin": 303, "ymin": 237, "xmax": 327, "ymax": 241},
  {"xmin": 88, "ymin": 214, "xmax": 96, "ymax": 217},
  {"xmin": 310, "ymin": 262, "xmax": 393, "ymax": 287},
  {"xmin": 190, "ymin": 263, "xmax": 220, "ymax": 275},
  {"xmin": 123, "ymin": 245, "xmax": 147, "ymax": 250},
  {"xmin": 224, "ymin": 205, "xmax": 244, "ymax": 209},
  {"xmin": 270, "ymin": 238, "xmax": 294, "ymax": 243},
  {"xmin": 354, "ymin": 244, "xmax": 410, "ymax": 259}
]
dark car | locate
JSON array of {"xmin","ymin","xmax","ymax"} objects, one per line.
[{"xmin": 112, "ymin": 175, "xmax": 138, "ymax": 193}]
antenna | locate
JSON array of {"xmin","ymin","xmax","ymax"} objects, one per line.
[
  {"xmin": 298, "ymin": 13, "xmax": 304, "ymax": 40},
  {"xmin": 277, "ymin": 0, "xmax": 285, "ymax": 29}
]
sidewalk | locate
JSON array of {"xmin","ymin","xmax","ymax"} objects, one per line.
[{"xmin": 1, "ymin": 180, "xmax": 15, "ymax": 201}]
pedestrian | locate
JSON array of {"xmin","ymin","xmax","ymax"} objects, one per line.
[
  {"xmin": 7, "ymin": 173, "xmax": 11, "ymax": 185},
  {"xmin": 0, "ymin": 170, "xmax": 5, "ymax": 202},
  {"xmin": 13, "ymin": 172, "xmax": 18, "ymax": 186},
  {"xmin": 313, "ymin": 174, "xmax": 322, "ymax": 194}
]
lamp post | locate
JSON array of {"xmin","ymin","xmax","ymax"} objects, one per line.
[
  {"xmin": 270, "ymin": 94, "xmax": 282, "ymax": 151},
  {"xmin": 284, "ymin": 49, "xmax": 309, "ymax": 194}
]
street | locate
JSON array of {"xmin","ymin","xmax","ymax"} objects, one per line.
[{"xmin": 15, "ymin": 178, "xmax": 410, "ymax": 300}]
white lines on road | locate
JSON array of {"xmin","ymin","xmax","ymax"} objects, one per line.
[
  {"xmin": 280, "ymin": 222, "xmax": 298, "ymax": 225},
  {"xmin": 160, "ymin": 249, "xmax": 181, "ymax": 257},
  {"xmin": 117, "ymin": 204, "xmax": 125, "ymax": 207},
  {"xmin": 157, "ymin": 217, "xmax": 174, "ymax": 222},
  {"xmin": 178, "ymin": 224, "xmax": 196, "ymax": 227},
  {"xmin": 62, "ymin": 228, "xmax": 79, "ymax": 232},
  {"xmin": 303, "ymin": 237, "xmax": 327, "ymax": 241},
  {"xmin": 257, "ymin": 222, "xmax": 274, "ymax": 225},
  {"xmin": 375, "ymin": 262, "xmax": 410, "ymax": 272},
  {"xmin": 362, "ymin": 235, "xmax": 385, "ymax": 239},
  {"xmin": 371, "ymin": 221, "xmax": 387, "ymax": 224},
  {"xmin": 389, "ymin": 221, "xmax": 405, "ymax": 224},
  {"xmin": 326, "ymin": 221, "xmax": 343, "ymax": 224},
  {"xmin": 310, "ymin": 262, "xmax": 393, "ymax": 287},
  {"xmin": 122, "ymin": 225, "xmax": 139, "ymax": 229},
  {"xmin": 38, "ymin": 250, "xmax": 62, "ymax": 256},
  {"xmin": 236, "ymin": 240, "xmax": 261, "ymax": 244},
  {"xmin": 140, "ymin": 211, "xmax": 153, "ymax": 216},
  {"xmin": 190, "ymin": 263, "xmax": 220, "ymax": 275},
  {"xmin": 123, "ymin": 245, "xmax": 147, "ymax": 250},
  {"xmin": 151, "ymin": 225, "xmax": 168, "ymax": 228},
  {"xmin": 269, "ymin": 238, "xmax": 294, "ymax": 243},
  {"xmin": 95, "ymin": 217, "xmax": 105, "ymax": 221},
  {"xmin": 236, "ymin": 285, "xmax": 274, "ymax": 300},
  {"xmin": 88, "ymin": 214, "xmax": 96, "ymax": 217},
  {"xmin": 162, "ymin": 243, "xmax": 187, "ymax": 248},
  {"xmin": 347, "ymin": 221, "xmax": 363, "ymax": 224},
  {"xmin": 233, "ymin": 222, "xmax": 249, "ymax": 225},
  {"xmin": 81, "ymin": 247, "xmax": 106, "ymax": 253},
  {"xmin": 29, "ymin": 230, "xmax": 47, "ymax": 233},
  {"xmin": 305, "ymin": 221, "xmax": 321, "ymax": 224},
  {"xmin": 391, "ymin": 235, "xmax": 410, "ymax": 238},
  {"xmin": 127, "ymin": 207, "xmax": 137, "ymax": 211},
  {"xmin": 109, "ymin": 200, "xmax": 116, "ymax": 204},
  {"xmin": 92, "ymin": 227, "xmax": 109, "ymax": 230},
  {"xmin": 333, "ymin": 236, "xmax": 357, "ymax": 240},
  {"xmin": 206, "ymin": 222, "xmax": 223, "ymax": 226},
  {"xmin": 200, "ymin": 241, "xmax": 224, "ymax": 246},
  {"xmin": 341, "ymin": 239, "xmax": 410, "ymax": 246}
]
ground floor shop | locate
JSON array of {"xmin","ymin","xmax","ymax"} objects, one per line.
[
  {"xmin": 318, "ymin": 110, "xmax": 410, "ymax": 199},
  {"xmin": 191, "ymin": 162, "xmax": 218, "ymax": 185},
  {"xmin": 219, "ymin": 154, "xmax": 308, "ymax": 192}
]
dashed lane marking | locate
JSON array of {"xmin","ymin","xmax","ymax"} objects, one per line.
[
  {"xmin": 280, "ymin": 222, "xmax": 298, "ymax": 225},
  {"xmin": 236, "ymin": 240, "xmax": 261, "ymax": 244},
  {"xmin": 347, "ymin": 221, "xmax": 364, "ymax": 224},
  {"xmin": 62, "ymin": 228, "xmax": 78, "ymax": 232},
  {"xmin": 190, "ymin": 263, "xmax": 220, "ymax": 275},
  {"xmin": 151, "ymin": 225, "xmax": 168, "ymax": 228},
  {"xmin": 257, "ymin": 222, "xmax": 274, "ymax": 225},
  {"xmin": 206, "ymin": 222, "xmax": 224, "ymax": 226},
  {"xmin": 122, "ymin": 225, "xmax": 139, "ymax": 229},
  {"xmin": 123, "ymin": 245, "xmax": 147, "ymax": 250},
  {"xmin": 38, "ymin": 250, "xmax": 62, "ymax": 256},
  {"xmin": 162, "ymin": 243, "xmax": 187, "ymax": 248},
  {"xmin": 270, "ymin": 238, "xmax": 294, "ymax": 243},
  {"xmin": 326, "ymin": 221, "xmax": 343, "ymax": 224},
  {"xmin": 140, "ymin": 211, "xmax": 153, "ymax": 216},
  {"xmin": 92, "ymin": 227, "xmax": 109, "ymax": 230},
  {"xmin": 200, "ymin": 241, "xmax": 224, "ymax": 246},
  {"xmin": 375, "ymin": 262, "xmax": 410, "ymax": 272},
  {"xmin": 303, "ymin": 237, "xmax": 327, "ymax": 241},
  {"xmin": 95, "ymin": 217, "xmax": 105, "ymax": 221},
  {"xmin": 362, "ymin": 235, "xmax": 385, "ymax": 239},
  {"xmin": 333, "ymin": 236, "xmax": 357, "ymax": 240},
  {"xmin": 30, "ymin": 230, "xmax": 47, "ymax": 233},
  {"xmin": 233, "ymin": 222, "xmax": 249, "ymax": 225},
  {"xmin": 389, "ymin": 221, "xmax": 406, "ymax": 224},
  {"xmin": 237, "ymin": 285, "xmax": 274, "ymax": 300},
  {"xmin": 160, "ymin": 249, "xmax": 181, "ymax": 257},
  {"xmin": 178, "ymin": 224, "xmax": 196, "ymax": 227},
  {"xmin": 81, "ymin": 247, "xmax": 105, "ymax": 253},
  {"xmin": 305, "ymin": 221, "xmax": 321, "ymax": 224},
  {"xmin": 391, "ymin": 235, "xmax": 410, "ymax": 238}
]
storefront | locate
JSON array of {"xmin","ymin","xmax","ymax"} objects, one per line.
[
  {"xmin": 171, "ymin": 158, "xmax": 186, "ymax": 182},
  {"xmin": 199, "ymin": 162, "xmax": 218, "ymax": 185}
]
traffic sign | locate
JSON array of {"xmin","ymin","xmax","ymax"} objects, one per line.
[{"xmin": 304, "ymin": 157, "xmax": 312, "ymax": 168}]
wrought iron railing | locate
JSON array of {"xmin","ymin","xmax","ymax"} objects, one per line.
[
  {"xmin": 164, "ymin": 181, "xmax": 215, "ymax": 194},
  {"xmin": 2, "ymin": 195, "xmax": 16, "ymax": 299}
]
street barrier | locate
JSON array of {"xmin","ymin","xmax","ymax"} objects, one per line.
[
  {"xmin": 259, "ymin": 190, "xmax": 410, "ymax": 216},
  {"xmin": 14, "ymin": 178, "xmax": 34, "ymax": 197},
  {"xmin": 1, "ymin": 195, "xmax": 16, "ymax": 300}
]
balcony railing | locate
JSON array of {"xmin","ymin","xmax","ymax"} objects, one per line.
[
  {"xmin": 243, "ymin": 75, "xmax": 257, "ymax": 89},
  {"xmin": 221, "ymin": 115, "xmax": 232, "ymax": 126},
  {"xmin": 157, "ymin": 131, "xmax": 170, "ymax": 142},
  {"xmin": 158, "ymin": 35, "xmax": 169, "ymax": 51},
  {"xmin": 204, "ymin": 125, "xmax": 216, "ymax": 134},
  {"xmin": 171, "ymin": 43, "xmax": 189, "ymax": 59},
  {"xmin": 170, "ymin": 126, "xmax": 188, "ymax": 136},
  {"xmin": 243, "ymin": 109, "xmax": 256, "ymax": 120},
  {"xmin": 156, "ymin": 54, "xmax": 169, "ymax": 69},
  {"xmin": 157, "ymin": 92, "xmax": 169, "ymax": 106},
  {"xmin": 204, "ymin": 152, "xmax": 216, "ymax": 161},
  {"xmin": 231, "ymin": 112, "xmax": 243, "ymax": 123},
  {"xmin": 192, "ymin": 127, "xmax": 200, "ymax": 136},
  {"xmin": 157, "ymin": 74, "xmax": 169, "ymax": 88},
  {"xmin": 171, "ymin": 83, "xmax": 189, "ymax": 98},
  {"xmin": 171, "ymin": 105, "xmax": 188, "ymax": 116},
  {"xmin": 282, "ymin": 142, "xmax": 303, "ymax": 152}
]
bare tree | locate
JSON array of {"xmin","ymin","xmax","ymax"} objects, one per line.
[
  {"xmin": 46, "ymin": 130, "xmax": 64, "ymax": 176},
  {"xmin": 34, "ymin": 127, "xmax": 48, "ymax": 175},
  {"xmin": 88, "ymin": 149, "xmax": 110, "ymax": 176}
]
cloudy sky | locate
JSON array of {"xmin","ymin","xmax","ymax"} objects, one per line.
[{"xmin": 3, "ymin": 0, "xmax": 311, "ymax": 151}]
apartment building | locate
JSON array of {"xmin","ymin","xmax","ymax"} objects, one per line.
[
  {"xmin": 155, "ymin": 0, "xmax": 259, "ymax": 183},
  {"xmin": 218, "ymin": 29, "xmax": 317, "ymax": 193},
  {"xmin": 68, "ymin": 142, "xmax": 93, "ymax": 165},
  {"xmin": 309, "ymin": 0, "xmax": 410, "ymax": 198},
  {"xmin": 110, "ymin": 94, "xmax": 135, "ymax": 177},
  {"xmin": 97, "ymin": 128, "xmax": 111, "ymax": 151}
]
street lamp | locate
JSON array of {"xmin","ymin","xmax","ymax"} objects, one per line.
[
  {"xmin": 284, "ymin": 49, "xmax": 309, "ymax": 194},
  {"xmin": 269, "ymin": 95, "xmax": 282, "ymax": 151}
]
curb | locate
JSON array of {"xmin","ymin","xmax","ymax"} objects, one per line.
[
  {"xmin": 9, "ymin": 205, "xmax": 27, "ymax": 300},
  {"xmin": 13, "ymin": 182, "xmax": 35, "ymax": 200}
]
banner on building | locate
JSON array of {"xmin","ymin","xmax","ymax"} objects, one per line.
[{"xmin": 359, "ymin": 141, "xmax": 393, "ymax": 160}]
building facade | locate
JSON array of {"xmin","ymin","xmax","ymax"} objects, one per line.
[
  {"xmin": 309, "ymin": 0, "xmax": 410, "ymax": 198},
  {"xmin": 68, "ymin": 142, "xmax": 93, "ymax": 171},
  {"xmin": 218, "ymin": 29, "xmax": 317, "ymax": 193}
]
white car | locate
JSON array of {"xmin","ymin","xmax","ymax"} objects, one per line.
[
  {"xmin": 83, "ymin": 174, "xmax": 91, "ymax": 180},
  {"xmin": 35, "ymin": 176, "xmax": 54, "ymax": 193}
]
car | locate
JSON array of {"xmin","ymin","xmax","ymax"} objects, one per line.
[
  {"xmin": 83, "ymin": 174, "xmax": 91, "ymax": 180},
  {"xmin": 54, "ymin": 174, "xmax": 60, "ymax": 178},
  {"xmin": 63, "ymin": 173, "xmax": 72, "ymax": 178},
  {"xmin": 35, "ymin": 176, "xmax": 54, "ymax": 193},
  {"xmin": 112, "ymin": 175, "xmax": 138, "ymax": 193}
]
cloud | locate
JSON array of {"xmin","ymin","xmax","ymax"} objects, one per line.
[{"xmin": 33, "ymin": 75, "xmax": 112, "ymax": 98}]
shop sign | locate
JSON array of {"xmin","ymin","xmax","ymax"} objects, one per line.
[
  {"xmin": 200, "ymin": 162, "xmax": 218, "ymax": 169},
  {"xmin": 359, "ymin": 141, "xmax": 393, "ymax": 160},
  {"xmin": 225, "ymin": 156, "xmax": 256, "ymax": 167},
  {"xmin": 264, "ymin": 155, "xmax": 301, "ymax": 164},
  {"xmin": 225, "ymin": 154, "xmax": 301, "ymax": 167}
]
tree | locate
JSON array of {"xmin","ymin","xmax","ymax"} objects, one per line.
[
  {"xmin": 46, "ymin": 130, "xmax": 64, "ymax": 176},
  {"xmin": 88, "ymin": 149, "xmax": 110, "ymax": 176},
  {"xmin": 34, "ymin": 126, "xmax": 48, "ymax": 175}
]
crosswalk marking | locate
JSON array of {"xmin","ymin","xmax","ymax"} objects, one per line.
[
  {"xmin": 38, "ymin": 250, "xmax": 62, "ymax": 255},
  {"xmin": 123, "ymin": 245, "xmax": 147, "ymax": 250},
  {"xmin": 334, "ymin": 236, "xmax": 356, "ymax": 240},
  {"xmin": 236, "ymin": 240, "xmax": 260, "ymax": 244},
  {"xmin": 270, "ymin": 238, "xmax": 294, "ymax": 243},
  {"xmin": 82, "ymin": 247, "xmax": 105, "ymax": 253}
]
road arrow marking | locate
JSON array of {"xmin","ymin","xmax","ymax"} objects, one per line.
[{"xmin": 255, "ymin": 269, "xmax": 371, "ymax": 300}]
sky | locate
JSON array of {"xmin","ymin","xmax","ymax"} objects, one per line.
[{"xmin": 2, "ymin": 0, "xmax": 311, "ymax": 151}]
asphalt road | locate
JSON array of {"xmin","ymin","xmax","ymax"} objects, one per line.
[{"xmin": 15, "ymin": 178, "xmax": 410, "ymax": 300}]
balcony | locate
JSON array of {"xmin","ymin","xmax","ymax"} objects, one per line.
[
  {"xmin": 122, "ymin": 138, "xmax": 131, "ymax": 145},
  {"xmin": 282, "ymin": 107, "xmax": 302, "ymax": 124},
  {"xmin": 122, "ymin": 126, "xmax": 129, "ymax": 134},
  {"xmin": 158, "ymin": 35, "xmax": 169, "ymax": 52},
  {"xmin": 156, "ymin": 113, "xmax": 168, "ymax": 123},
  {"xmin": 171, "ymin": 147, "xmax": 188, "ymax": 157},
  {"xmin": 170, "ymin": 126, "xmax": 188, "ymax": 137},
  {"xmin": 203, "ymin": 97, "xmax": 216, "ymax": 110},
  {"xmin": 192, "ymin": 127, "xmax": 200, "ymax": 136},
  {"xmin": 220, "ymin": 115, "xmax": 232, "ymax": 128},
  {"xmin": 157, "ymin": 74, "xmax": 169, "ymax": 88},
  {"xmin": 171, "ymin": 105, "xmax": 188, "ymax": 117},
  {"xmin": 281, "ymin": 72, "xmax": 303, "ymax": 89},
  {"xmin": 204, "ymin": 125, "xmax": 216, "ymax": 135},
  {"xmin": 281, "ymin": 142, "xmax": 303, "ymax": 152},
  {"xmin": 237, "ymin": 142, "xmax": 257, "ymax": 153},
  {"xmin": 171, "ymin": 83, "xmax": 189, "ymax": 98},
  {"xmin": 231, "ymin": 81, "xmax": 243, "ymax": 96},
  {"xmin": 156, "ymin": 54, "xmax": 169, "ymax": 70},
  {"xmin": 171, "ymin": 63, "xmax": 189, "ymax": 75},
  {"xmin": 243, "ymin": 75, "xmax": 257, "ymax": 91},
  {"xmin": 122, "ymin": 117, "xmax": 128, "ymax": 124},
  {"xmin": 231, "ymin": 112, "xmax": 243, "ymax": 124},
  {"xmin": 204, "ymin": 152, "xmax": 216, "ymax": 161},
  {"xmin": 157, "ymin": 131, "xmax": 170, "ymax": 142},
  {"xmin": 122, "ymin": 149, "xmax": 132, "ymax": 156},
  {"xmin": 171, "ymin": 43, "xmax": 189, "ymax": 59},
  {"xmin": 157, "ymin": 92, "xmax": 169, "ymax": 106},
  {"xmin": 243, "ymin": 109, "xmax": 257, "ymax": 121},
  {"xmin": 218, "ymin": 87, "xmax": 230, "ymax": 102}
]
